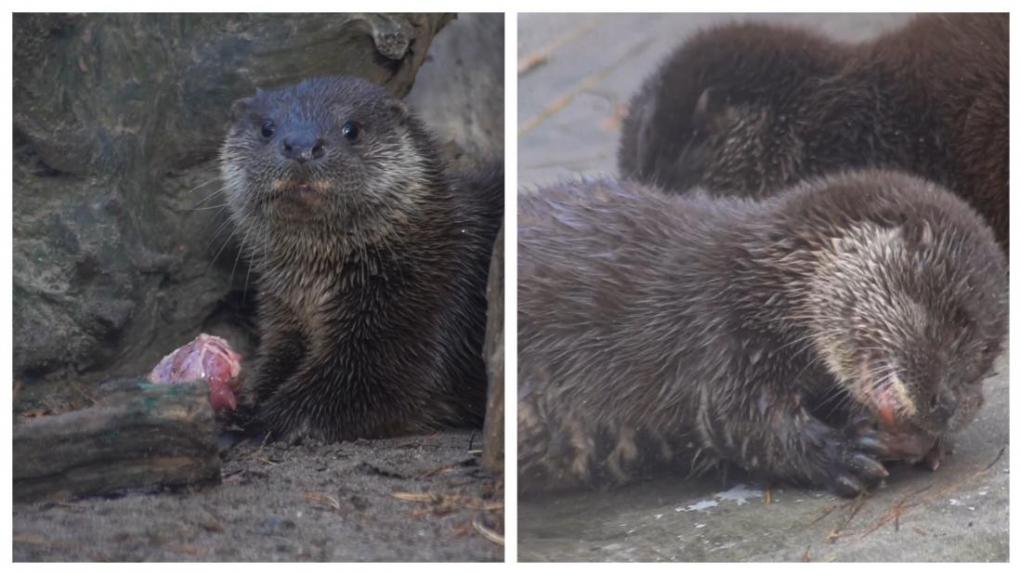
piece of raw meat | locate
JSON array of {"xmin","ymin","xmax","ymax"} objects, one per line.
[{"xmin": 148, "ymin": 334, "xmax": 242, "ymax": 412}]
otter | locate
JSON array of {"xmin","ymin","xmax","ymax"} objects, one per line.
[
  {"xmin": 220, "ymin": 76, "xmax": 503, "ymax": 441},
  {"xmin": 618, "ymin": 14, "xmax": 1009, "ymax": 250},
  {"xmin": 517, "ymin": 170, "xmax": 1006, "ymax": 497}
]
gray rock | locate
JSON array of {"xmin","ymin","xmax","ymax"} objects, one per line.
[{"xmin": 407, "ymin": 13, "xmax": 505, "ymax": 168}]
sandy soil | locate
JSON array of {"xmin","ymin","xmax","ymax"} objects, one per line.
[{"xmin": 13, "ymin": 430, "xmax": 503, "ymax": 562}]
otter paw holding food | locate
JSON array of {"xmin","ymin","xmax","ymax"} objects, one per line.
[
  {"xmin": 800, "ymin": 419, "xmax": 891, "ymax": 497},
  {"xmin": 694, "ymin": 403, "xmax": 891, "ymax": 497},
  {"xmin": 859, "ymin": 419, "xmax": 947, "ymax": 471}
]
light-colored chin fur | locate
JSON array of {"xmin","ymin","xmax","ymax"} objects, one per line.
[
  {"xmin": 852, "ymin": 356, "xmax": 917, "ymax": 427},
  {"xmin": 219, "ymin": 128, "xmax": 436, "ymax": 258},
  {"xmin": 802, "ymin": 221, "xmax": 922, "ymax": 427}
]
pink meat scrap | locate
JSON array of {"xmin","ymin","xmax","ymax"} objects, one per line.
[{"xmin": 148, "ymin": 334, "xmax": 243, "ymax": 412}]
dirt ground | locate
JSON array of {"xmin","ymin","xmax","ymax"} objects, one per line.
[{"xmin": 13, "ymin": 430, "xmax": 503, "ymax": 561}]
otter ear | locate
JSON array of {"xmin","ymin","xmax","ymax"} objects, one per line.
[
  {"xmin": 229, "ymin": 96, "xmax": 254, "ymax": 123},
  {"xmin": 905, "ymin": 220, "xmax": 935, "ymax": 248},
  {"xmin": 386, "ymin": 99, "xmax": 410, "ymax": 125},
  {"xmin": 692, "ymin": 88, "xmax": 720, "ymax": 133},
  {"xmin": 920, "ymin": 220, "xmax": 935, "ymax": 246}
]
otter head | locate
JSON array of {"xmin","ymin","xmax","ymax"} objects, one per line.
[
  {"xmin": 803, "ymin": 180, "xmax": 1006, "ymax": 437},
  {"xmin": 220, "ymin": 76, "xmax": 440, "ymax": 247},
  {"xmin": 619, "ymin": 23, "xmax": 843, "ymax": 196},
  {"xmin": 622, "ymin": 86, "xmax": 805, "ymax": 196}
]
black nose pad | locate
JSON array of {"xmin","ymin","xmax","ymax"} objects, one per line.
[
  {"xmin": 281, "ymin": 136, "xmax": 326, "ymax": 164},
  {"xmin": 930, "ymin": 394, "xmax": 957, "ymax": 425}
]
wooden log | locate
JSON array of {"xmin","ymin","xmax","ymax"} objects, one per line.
[
  {"xmin": 482, "ymin": 226, "xmax": 505, "ymax": 473},
  {"xmin": 13, "ymin": 378, "xmax": 221, "ymax": 503}
]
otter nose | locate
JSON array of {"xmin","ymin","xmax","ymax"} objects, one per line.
[
  {"xmin": 929, "ymin": 392, "xmax": 958, "ymax": 427},
  {"xmin": 281, "ymin": 131, "xmax": 326, "ymax": 164}
]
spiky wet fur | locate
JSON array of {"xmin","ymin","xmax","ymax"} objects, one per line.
[
  {"xmin": 220, "ymin": 77, "xmax": 502, "ymax": 441},
  {"xmin": 518, "ymin": 171, "xmax": 1005, "ymax": 495},
  {"xmin": 618, "ymin": 14, "xmax": 1009, "ymax": 250}
]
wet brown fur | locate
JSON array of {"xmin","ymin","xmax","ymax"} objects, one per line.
[
  {"xmin": 619, "ymin": 14, "xmax": 1009, "ymax": 250},
  {"xmin": 221, "ymin": 76, "xmax": 502, "ymax": 441},
  {"xmin": 518, "ymin": 170, "xmax": 1006, "ymax": 496}
]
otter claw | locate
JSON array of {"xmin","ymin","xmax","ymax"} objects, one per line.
[
  {"xmin": 833, "ymin": 474, "xmax": 865, "ymax": 497},
  {"xmin": 824, "ymin": 451, "xmax": 885, "ymax": 497},
  {"xmin": 920, "ymin": 439, "xmax": 947, "ymax": 471},
  {"xmin": 854, "ymin": 435, "xmax": 891, "ymax": 457},
  {"xmin": 849, "ymin": 453, "xmax": 889, "ymax": 479}
]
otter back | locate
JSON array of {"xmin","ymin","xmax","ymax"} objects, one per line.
[{"xmin": 618, "ymin": 14, "xmax": 1009, "ymax": 250}]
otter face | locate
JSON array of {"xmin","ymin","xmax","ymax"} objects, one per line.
[
  {"xmin": 809, "ymin": 220, "xmax": 1006, "ymax": 436},
  {"xmin": 624, "ymin": 86, "xmax": 805, "ymax": 197},
  {"xmin": 220, "ymin": 76, "xmax": 435, "ymax": 238}
]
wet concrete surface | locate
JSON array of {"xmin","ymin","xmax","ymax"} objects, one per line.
[{"xmin": 517, "ymin": 13, "xmax": 1008, "ymax": 562}]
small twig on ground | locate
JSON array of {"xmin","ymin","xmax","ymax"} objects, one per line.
[
  {"xmin": 519, "ymin": 38, "xmax": 654, "ymax": 136},
  {"xmin": 473, "ymin": 514, "xmax": 505, "ymax": 546},
  {"xmin": 304, "ymin": 491, "xmax": 342, "ymax": 511},
  {"xmin": 518, "ymin": 17, "xmax": 601, "ymax": 76},
  {"xmin": 392, "ymin": 491, "xmax": 440, "ymax": 503},
  {"xmin": 983, "ymin": 446, "xmax": 1006, "ymax": 471},
  {"xmin": 418, "ymin": 457, "xmax": 476, "ymax": 479},
  {"xmin": 13, "ymin": 533, "xmax": 77, "ymax": 551},
  {"xmin": 855, "ymin": 483, "xmax": 932, "ymax": 539},
  {"xmin": 808, "ymin": 501, "xmax": 848, "ymax": 526},
  {"xmin": 853, "ymin": 446, "xmax": 1006, "ymax": 539},
  {"xmin": 827, "ymin": 494, "xmax": 868, "ymax": 543},
  {"xmin": 391, "ymin": 491, "xmax": 504, "ymax": 512},
  {"xmin": 221, "ymin": 469, "xmax": 244, "ymax": 480},
  {"xmin": 249, "ymin": 432, "xmax": 276, "ymax": 466}
]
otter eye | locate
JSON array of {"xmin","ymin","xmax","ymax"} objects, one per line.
[
  {"xmin": 342, "ymin": 121, "xmax": 360, "ymax": 141},
  {"xmin": 260, "ymin": 121, "xmax": 275, "ymax": 139}
]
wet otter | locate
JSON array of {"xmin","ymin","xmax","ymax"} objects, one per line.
[
  {"xmin": 220, "ymin": 76, "xmax": 502, "ymax": 441},
  {"xmin": 518, "ymin": 170, "xmax": 1006, "ymax": 496},
  {"xmin": 618, "ymin": 14, "xmax": 1009, "ymax": 250}
]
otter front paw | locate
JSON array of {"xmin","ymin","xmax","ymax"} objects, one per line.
[
  {"xmin": 805, "ymin": 420, "xmax": 890, "ymax": 497},
  {"xmin": 848, "ymin": 416, "xmax": 946, "ymax": 470}
]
